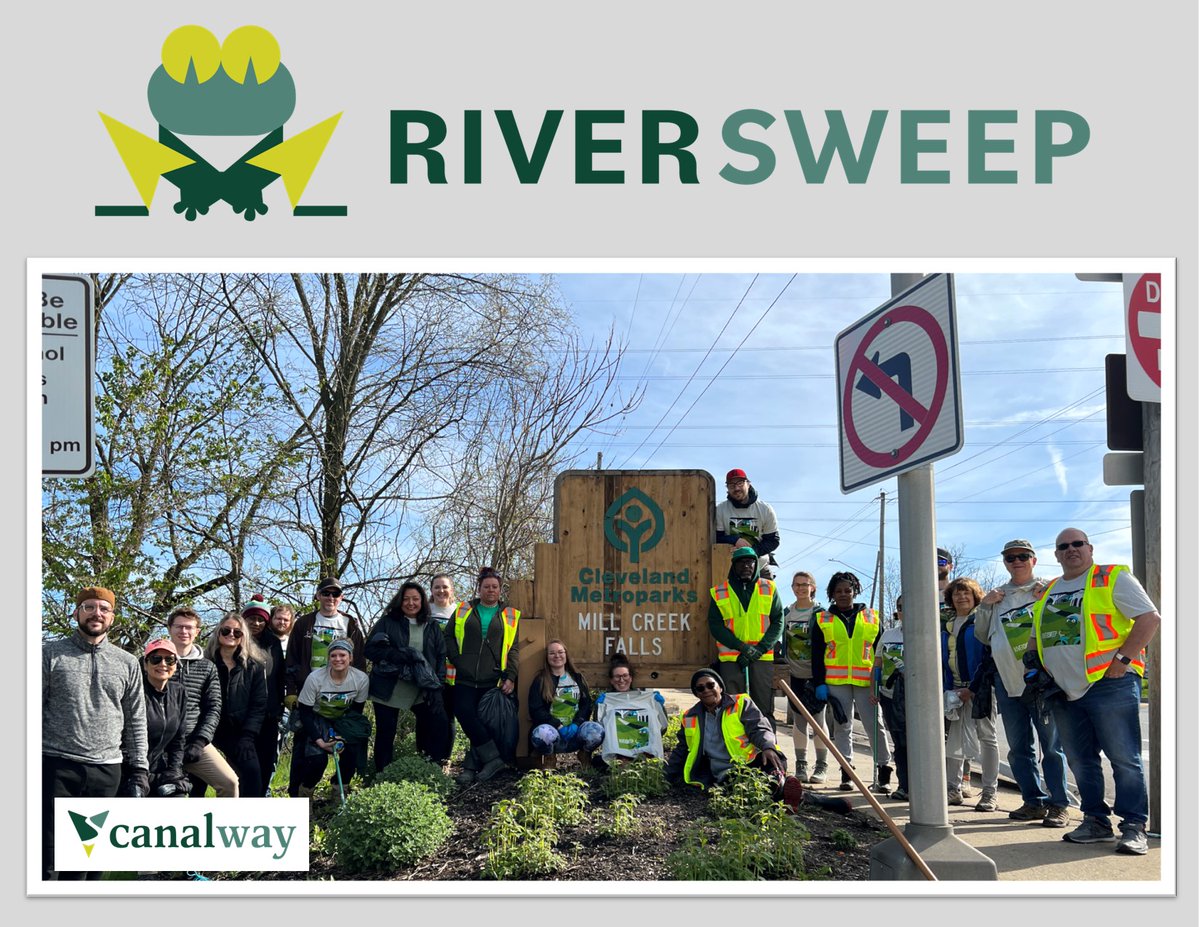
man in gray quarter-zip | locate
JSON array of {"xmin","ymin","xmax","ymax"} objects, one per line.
[{"xmin": 42, "ymin": 586, "xmax": 147, "ymax": 881}]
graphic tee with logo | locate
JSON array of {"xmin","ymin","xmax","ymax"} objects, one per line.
[
  {"xmin": 876, "ymin": 626, "xmax": 904, "ymax": 698},
  {"xmin": 782, "ymin": 604, "xmax": 818, "ymax": 677},
  {"xmin": 299, "ymin": 666, "xmax": 369, "ymax": 720},
  {"xmin": 309, "ymin": 613, "xmax": 350, "ymax": 670},
  {"xmin": 550, "ymin": 672, "xmax": 581, "ymax": 725},
  {"xmin": 596, "ymin": 690, "xmax": 667, "ymax": 760}
]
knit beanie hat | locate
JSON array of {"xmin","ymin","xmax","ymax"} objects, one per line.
[
  {"xmin": 76, "ymin": 586, "xmax": 116, "ymax": 608},
  {"xmin": 242, "ymin": 593, "xmax": 271, "ymax": 621},
  {"xmin": 690, "ymin": 668, "xmax": 724, "ymax": 693}
]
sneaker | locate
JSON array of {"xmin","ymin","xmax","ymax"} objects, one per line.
[
  {"xmin": 808, "ymin": 762, "xmax": 829, "ymax": 785},
  {"xmin": 1009, "ymin": 803, "xmax": 1049, "ymax": 822},
  {"xmin": 839, "ymin": 771, "xmax": 854, "ymax": 792},
  {"xmin": 1042, "ymin": 805, "xmax": 1071, "ymax": 828},
  {"xmin": 781, "ymin": 775, "xmax": 806, "ymax": 813},
  {"xmin": 960, "ymin": 774, "xmax": 974, "ymax": 798},
  {"xmin": 890, "ymin": 787, "xmax": 909, "ymax": 801},
  {"xmin": 795, "ymin": 760, "xmax": 810, "ymax": 782},
  {"xmin": 1063, "ymin": 815, "xmax": 1116, "ymax": 844},
  {"xmin": 974, "ymin": 788, "xmax": 998, "ymax": 812},
  {"xmin": 869, "ymin": 764, "xmax": 893, "ymax": 794},
  {"xmin": 947, "ymin": 789, "xmax": 964, "ymax": 806},
  {"xmin": 1115, "ymin": 822, "xmax": 1148, "ymax": 855}
]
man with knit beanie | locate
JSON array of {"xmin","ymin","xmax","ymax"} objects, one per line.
[{"xmin": 42, "ymin": 586, "xmax": 147, "ymax": 880}]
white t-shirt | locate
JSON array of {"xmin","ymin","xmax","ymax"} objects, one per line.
[
  {"xmin": 714, "ymin": 497, "xmax": 779, "ymax": 574},
  {"xmin": 976, "ymin": 577, "xmax": 1048, "ymax": 696},
  {"xmin": 596, "ymin": 689, "xmax": 668, "ymax": 761},
  {"xmin": 309, "ymin": 611, "xmax": 352, "ymax": 670},
  {"xmin": 1038, "ymin": 568, "xmax": 1157, "ymax": 701},
  {"xmin": 299, "ymin": 665, "xmax": 370, "ymax": 719},
  {"xmin": 429, "ymin": 601, "xmax": 457, "ymax": 632}
]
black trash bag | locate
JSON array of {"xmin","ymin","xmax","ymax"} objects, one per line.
[
  {"xmin": 477, "ymin": 686, "xmax": 519, "ymax": 762},
  {"xmin": 826, "ymin": 691, "xmax": 849, "ymax": 726}
]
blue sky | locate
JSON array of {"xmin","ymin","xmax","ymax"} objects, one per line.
[{"xmin": 555, "ymin": 271, "xmax": 1142, "ymax": 602}]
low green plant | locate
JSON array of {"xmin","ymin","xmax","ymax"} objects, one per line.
[
  {"xmin": 516, "ymin": 769, "xmax": 590, "ymax": 827},
  {"xmin": 481, "ymin": 798, "xmax": 566, "ymax": 880},
  {"xmin": 600, "ymin": 756, "xmax": 668, "ymax": 799},
  {"xmin": 599, "ymin": 793, "xmax": 643, "ymax": 839},
  {"xmin": 326, "ymin": 781, "xmax": 452, "ymax": 872},
  {"xmin": 376, "ymin": 753, "xmax": 455, "ymax": 798},
  {"xmin": 667, "ymin": 806, "xmax": 812, "ymax": 880},
  {"xmin": 706, "ymin": 763, "xmax": 777, "ymax": 818},
  {"xmin": 663, "ymin": 713, "xmax": 682, "ymax": 746},
  {"xmin": 830, "ymin": 828, "xmax": 858, "ymax": 851}
]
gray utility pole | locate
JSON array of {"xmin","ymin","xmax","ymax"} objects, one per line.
[
  {"xmin": 870, "ymin": 274, "xmax": 996, "ymax": 881},
  {"xmin": 1143, "ymin": 402, "xmax": 1161, "ymax": 834}
]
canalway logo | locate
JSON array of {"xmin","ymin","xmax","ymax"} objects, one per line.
[
  {"xmin": 54, "ymin": 798, "xmax": 309, "ymax": 872},
  {"xmin": 96, "ymin": 25, "xmax": 345, "ymax": 220},
  {"xmin": 604, "ymin": 488, "xmax": 665, "ymax": 564},
  {"xmin": 68, "ymin": 809, "xmax": 110, "ymax": 859}
]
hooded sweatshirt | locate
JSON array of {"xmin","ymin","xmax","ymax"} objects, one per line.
[
  {"xmin": 706, "ymin": 552, "xmax": 783, "ymax": 655},
  {"xmin": 714, "ymin": 484, "xmax": 781, "ymax": 574}
]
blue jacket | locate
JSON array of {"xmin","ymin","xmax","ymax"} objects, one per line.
[{"xmin": 941, "ymin": 610, "xmax": 996, "ymax": 718}]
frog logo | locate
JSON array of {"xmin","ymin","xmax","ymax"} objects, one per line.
[
  {"xmin": 68, "ymin": 808, "xmax": 110, "ymax": 859},
  {"xmin": 96, "ymin": 25, "xmax": 345, "ymax": 220}
]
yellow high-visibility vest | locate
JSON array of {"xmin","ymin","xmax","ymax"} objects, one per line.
[
  {"xmin": 816, "ymin": 606, "xmax": 879, "ymax": 686},
  {"xmin": 445, "ymin": 603, "xmax": 520, "ymax": 686},
  {"xmin": 680, "ymin": 692, "xmax": 759, "ymax": 788},
  {"xmin": 711, "ymin": 578, "xmax": 776, "ymax": 662}
]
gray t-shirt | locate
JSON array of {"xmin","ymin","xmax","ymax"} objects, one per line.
[
  {"xmin": 1038, "ymin": 569, "xmax": 1157, "ymax": 701},
  {"xmin": 299, "ymin": 665, "xmax": 370, "ymax": 719},
  {"xmin": 782, "ymin": 603, "xmax": 818, "ymax": 678}
]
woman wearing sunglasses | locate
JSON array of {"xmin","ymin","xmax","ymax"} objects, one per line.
[
  {"xmin": 126, "ymin": 638, "xmax": 190, "ymax": 797},
  {"xmin": 204, "ymin": 613, "xmax": 268, "ymax": 798}
]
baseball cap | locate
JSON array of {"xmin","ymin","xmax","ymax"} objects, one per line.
[
  {"xmin": 936, "ymin": 547, "xmax": 951, "ymax": 562},
  {"xmin": 1001, "ymin": 539, "xmax": 1035, "ymax": 554},
  {"xmin": 144, "ymin": 637, "xmax": 177, "ymax": 656},
  {"xmin": 317, "ymin": 577, "xmax": 343, "ymax": 594},
  {"xmin": 725, "ymin": 468, "xmax": 748, "ymax": 483}
]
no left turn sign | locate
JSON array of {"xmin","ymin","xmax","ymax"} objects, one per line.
[{"xmin": 835, "ymin": 274, "xmax": 963, "ymax": 493}]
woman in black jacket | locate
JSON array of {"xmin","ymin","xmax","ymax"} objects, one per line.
[
  {"xmin": 366, "ymin": 581, "xmax": 449, "ymax": 772},
  {"xmin": 204, "ymin": 612, "xmax": 268, "ymax": 798},
  {"xmin": 125, "ymin": 637, "xmax": 189, "ymax": 797},
  {"xmin": 244, "ymin": 595, "xmax": 287, "ymax": 794},
  {"xmin": 528, "ymin": 639, "xmax": 603, "ymax": 764}
]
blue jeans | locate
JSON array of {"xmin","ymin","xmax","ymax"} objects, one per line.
[
  {"xmin": 995, "ymin": 674, "xmax": 1070, "ymax": 807},
  {"xmin": 530, "ymin": 720, "xmax": 604, "ymax": 755},
  {"xmin": 1051, "ymin": 673, "xmax": 1147, "ymax": 826}
]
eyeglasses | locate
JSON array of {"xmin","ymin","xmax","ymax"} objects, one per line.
[
  {"xmin": 1056, "ymin": 540, "xmax": 1088, "ymax": 551},
  {"xmin": 1004, "ymin": 553, "xmax": 1032, "ymax": 563},
  {"xmin": 80, "ymin": 603, "xmax": 113, "ymax": 613},
  {"xmin": 219, "ymin": 627, "xmax": 244, "ymax": 639},
  {"xmin": 146, "ymin": 653, "xmax": 177, "ymax": 666},
  {"xmin": 726, "ymin": 480, "xmax": 748, "ymax": 487},
  {"xmin": 611, "ymin": 673, "xmax": 632, "ymax": 681},
  {"xmin": 693, "ymin": 681, "xmax": 719, "ymax": 693}
]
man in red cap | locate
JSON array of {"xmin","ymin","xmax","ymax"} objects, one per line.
[
  {"xmin": 714, "ymin": 468, "xmax": 781, "ymax": 579},
  {"xmin": 42, "ymin": 586, "xmax": 147, "ymax": 880}
]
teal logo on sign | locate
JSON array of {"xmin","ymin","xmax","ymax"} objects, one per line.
[{"xmin": 604, "ymin": 488, "xmax": 665, "ymax": 564}]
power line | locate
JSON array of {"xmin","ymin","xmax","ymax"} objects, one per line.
[{"xmin": 612, "ymin": 367, "xmax": 1103, "ymax": 380}]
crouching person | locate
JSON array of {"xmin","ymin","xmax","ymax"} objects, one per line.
[
  {"xmin": 528, "ymin": 639, "xmax": 604, "ymax": 765},
  {"xmin": 292, "ymin": 639, "xmax": 370, "ymax": 799},
  {"xmin": 665, "ymin": 668, "xmax": 787, "ymax": 789}
]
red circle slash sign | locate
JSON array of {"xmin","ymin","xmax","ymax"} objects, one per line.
[
  {"xmin": 1127, "ymin": 273, "xmax": 1161, "ymax": 388},
  {"xmin": 843, "ymin": 305, "xmax": 949, "ymax": 469}
]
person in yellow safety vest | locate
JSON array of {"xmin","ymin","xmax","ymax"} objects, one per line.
[
  {"xmin": 444, "ymin": 566, "xmax": 520, "ymax": 784},
  {"xmin": 707, "ymin": 545, "xmax": 783, "ymax": 731},
  {"xmin": 811, "ymin": 571, "xmax": 893, "ymax": 793},
  {"xmin": 1028, "ymin": 528, "xmax": 1161, "ymax": 857},
  {"xmin": 664, "ymin": 668, "xmax": 786, "ymax": 789}
]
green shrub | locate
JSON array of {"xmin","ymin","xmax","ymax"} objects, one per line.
[
  {"xmin": 377, "ymin": 754, "xmax": 455, "ymax": 798},
  {"xmin": 481, "ymin": 798, "xmax": 565, "ymax": 880},
  {"xmin": 326, "ymin": 781, "xmax": 452, "ymax": 872},
  {"xmin": 600, "ymin": 756, "xmax": 668, "ymax": 799},
  {"xmin": 516, "ymin": 770, "xmax": 590, "ymax": 827},
  {"xmin": 830, "ymin": 828, "xmax": 858, "ymax": 851},
  {"xmin": 706, "ymin": 763, "xmax": 777, "ymax": 819},
  {"xmin": 663, "ymin": 713, "xmax": 682, "ymax": 746},
  {"xmin": 667, "ymin": 807, "xmax": 812, "ymax": 880},
  {"xmin": 598, "ymin": 793, "xmax": 643, "ymax": 839}
]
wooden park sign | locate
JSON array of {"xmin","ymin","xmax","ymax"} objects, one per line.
[{"xmin": 531, "ymin": 469, "xmax": 722, "ymax": 689}]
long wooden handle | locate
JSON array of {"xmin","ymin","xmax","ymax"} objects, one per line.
[{"xmin": 778, "ymin": 679, "xmax": 937, "ymax": 882}]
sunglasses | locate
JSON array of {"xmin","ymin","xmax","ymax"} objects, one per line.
[
  {"xmin": 319, "ymin": 589, "xmax": 342, "ymax": 597},
  {"xmin": 937, "ymin": 558, "xmax": 951, "ymax": 566},
  {"xmin": 219, "ymin": 627, "xmax": 244, "ymax": 639},
  {"xmin": 1056, "ymin": 540, "xmax": 1088, "ymax": 551},
  {"xmin": 146, "ymin": 653, "xmax": 177, "ymax": 666},
  {"xmin": 693, "ymin": 681, "xmax": 720, "ymax": 693},
  {"xmin": 1004, "ymin": 552, "xmax": 1033, "ymax": 563}
]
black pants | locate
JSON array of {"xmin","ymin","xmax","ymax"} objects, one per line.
[
  {"xmin": 295, "ymin": 739, "xmax": 363, "ymax": 792},
  {"xmin": 42, "ymin": 756, "xmax": 121, "ymax": 880},
  {"xmin": 254, "ymin": 715, "xmax": 283, "ymax": 795},
  {"xmin": 212, "ymin": 732, "xmax": 262, "ymax": 798},
  {"xmin": 451, "ymin": 684, "xmax": 493, "ymax": 748},
  {"xmin": 374, "ymin": 700, "xmax": 450, "ymax": 772},
  {"xmin": 442, "ymin": 683, "xmax": 457, "ymax": 753},
  {"xmin": 880, "ymin": 695, "xmax": 909, "ymax": 791}
]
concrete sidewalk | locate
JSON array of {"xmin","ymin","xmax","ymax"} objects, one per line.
[{"xmin": 660, "ymin": 689, "xmax": 1163, "ymax": 883}]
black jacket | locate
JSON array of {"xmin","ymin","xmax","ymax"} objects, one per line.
[
  {"xmin": 143, "ymin": 676, "xmax": 187, "ymax": 782},
  {"xmin": 214, "ymin": 655, "xmax": 267, "ymax": 740},
  {"xmin": 364, "ymin": 615, "xmax": 447, "ymax": 700},
  {"xmin": 175, "ymin": 651, "xmax": 222, "ymax": 747},
  {"xmin": 255, "ymin": 629, "xmax": 287, "ymax": 720},
  {"xmin": 444, "ymin": 599, "xmax": 520, "ymax": 688},
  {"xmin": 285, "ymin": 609, "xmax": 366, "ymax": 696}
]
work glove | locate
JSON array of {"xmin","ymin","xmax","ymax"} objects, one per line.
[
  {"xmin": 558, "ymin": 723, "xmax": 580, "ymax": 743},
  {"xmin": 653, "ymin": 691, "xmax": 666, "ymax": 705},
  {"xmin": 235, "ymin": 733, "xmax": 258, "ymax": 769},
  {"xmin": 594, "ymin": 692, "xmax": 606, "ymax": 705},
  {"xmin": 815, "ymin": 684, "xmax": 829, "ymax": 702},
  {"xmin": 735, "ymin": 653, "xmax": 751, "ymax": 669},
  {"xmin": 183, "ymin": 740, "xmax": 206, "ymax": 766},
  {"xmin": 122, "ymin": 768, "xmax": 150, "ymax": 798},
  {"xmin": 283, "ymin": 694, "xmax": 299, "ymax": 711},
  {"xmin": 743, "ymin": 645, "xmax": 762, "ymax": 661},
  {"xmin": 873, "ymin": 666, "xmax": 883, "ymax": 687}
]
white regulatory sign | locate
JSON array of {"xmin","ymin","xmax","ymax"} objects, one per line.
[{"xmin": 41, "ymin": 275, "xmax": 95, "ymax": 477}]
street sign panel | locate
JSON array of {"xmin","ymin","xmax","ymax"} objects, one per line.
[
  {"xmin": 1123, "ymin": 272, "xmax": 1161, "ymax": 402},
  {"xmin": 41, "ymin": 275, "xmax": 95, "ymax": 477},
  {"xmin": 835, "ymin": 273, "xmax": 963, "ymax": 493}
]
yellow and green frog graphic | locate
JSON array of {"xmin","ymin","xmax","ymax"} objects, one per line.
[{"xmin": 98, "ymin": 25, "xmax": 344, "ymax": 219}]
